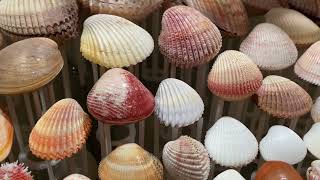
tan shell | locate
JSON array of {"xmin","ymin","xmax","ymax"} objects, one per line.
[
  {"xmin": 311, "ymin": 97, "xmax": 320, "ymax": 123},
  {"xmin": 0, "ymin": 109, "xmax": 13, "ymax": 162},
  {"xmin": 289, "ymin": 0, "xmax": 320, "ymax": 18}
]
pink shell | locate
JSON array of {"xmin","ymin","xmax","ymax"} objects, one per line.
[{"xmin": 0, "ymin": 161, "xmax": 33, "ymax": 180}]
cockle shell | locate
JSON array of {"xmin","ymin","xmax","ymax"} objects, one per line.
[
  {"xmin": 64, "ymin": 174, "xmax": 91, "ymax": 180},
  {"xmin": 0, "ymin": 109, "xmax": 13, "ymax": 162},
  {"xmin": 240, "ymin": 23, "xmax": 298, "ymax": 71},
  {"xmin": 307, "ymin": 160, "xmax": 320, "ymax": 180},
  {"xmin": 265, "ymin": 8, "xmax": 320, "ymax": 46},
  {"xmin": 213, "ymin": 169, "xmax": 245, "ymax": 180},
  {"xmin": 29, "ymin": 98, "xmax": 92, "ymax": 160},
  {"xmin": 162, "ymin": 136, "xmax": 210, "ymax": 180},
  {"xmin": 255, "ymin": 161, "xmax": 303, "ymax": 180},
  {"xmin": 311, "ymin": 97, "xmax": 320, "ymax": 122},
  {"xmin": 304, "ymin": 122, "xmax": 320, "ymax": 159},
  {"xmin": 207, "ymin": 50, "xmax": 263, "ymax": 101},
  {"xmin": 204, "ymin": 116, "xmax": 258, "ymax": 167},
  {"xmin": 81, "ymin": 14, "xmax": 154, "ymax": 68},
  {"xmin": 289, "ymin": 0, "xmax": 320, "ymax": 18},
  {"xmin": 87, "ymin": 68, "xmax": 155, "ymax": 125},
  {"xmin": 0, "ymin": 161, "xmax": 33, "ymax": 180},
  {"xmin": 259, "ymin": 125, "xmax": 307, "ymax": 164},
  {"xmin": 256, "ymin": 75, "xmax": 312, "ymax": 119},
  {"xmin": 159, "ymin": 5, "xmax": 222, "ymax": 68},
  {"xmin": 155, "ymin": 78, "xmax": 204, "ymax": 128},
  {"xmin": 98, "ymin": 143, "xmax": 163, "ymax": 180},
  {"xmin": 242, "ymin": 0, "xmax": 288, "ymax": 11}
]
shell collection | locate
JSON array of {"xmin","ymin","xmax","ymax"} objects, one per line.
[
  {"xmin": 255, "ymin": 161, "xmax": 303, "ymax": 180},
  {"xmin": 213, "ymin": 169, "xmax": 245, "ymax": 180},
  {"xmin": 307, "ymin": 160, "xmax": 320, "ymax": 180},
  {"xmin": 0, "ymin": 109, "xmax": 13, "ymax": 162},
  {"xmin": 304, "ymin": 122, "xmax": 320, "ymax": 159},
  {"xmin": 312, "ymin": 97, "xmax": 320, "ymax": 122},
  {"xmin": 0, "ymin": 161, "xmax": 33, "ymax": 180},
  {"xmin": 64, "ymin": 174, "xmax": 91, "ymax": 180}
]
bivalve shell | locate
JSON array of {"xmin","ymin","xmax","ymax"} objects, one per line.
[
  {"xmin": 0, "ymin": 161, "xmax": 33, "ymax": 180},
  {"xmin": 213, "ymin": 169, "xmax": 245, "ymax": 180},
  {"xmin": 307, "ymin": 160, "xmax": 320, "ymax": 180},
  {"xmin": 289, "ymin": 0, "xmax": 320, "ymax": 18},
  {"xmin": 304, "ymin": 122, "xmax": 320, "ymax": 159},
  {"xmin": 0, "ymin": 109, "xmax": 13, "ymax": 162},
  {"xmin": 242, "ymin": 0, "xmax": 288, "ymax": 11},
  {"xmin": 64, "ymin": 174, "xmax": 91, "ymax": 180},
  {"xmin": 255, "ymin": 161, "xmax": 303, "ymax": 180},
  {"xmin": 311, "ymin": 97, "xmax": 320, "ymax": 122}
]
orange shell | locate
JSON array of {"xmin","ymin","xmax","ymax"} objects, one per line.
[
  {"xmin": 255, "ymin": 161, "xmax": 303, "ymax": 180},
  {"xmin": 0, "ymin": 109, "xmax": 13, "ymax": 162}
]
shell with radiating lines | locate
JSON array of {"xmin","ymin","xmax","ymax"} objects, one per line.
[
  {"xmin": 0, "ymin": 162, "xmax": 33, "ymax": 180},
  {"xmin": 311, "ymin": 97, "xmax": 320, "ymax": 122},
  {"xmin": 214, "ymin": 169, "xmax": 245, "ymax": 180},
  {"xmin": 255, "ymin": 161, "xmax": 303, "ymax": 180},
  {"xmin": 307, "ymin": 160, "xmax": 320, "ymax": 180},
  {"xmin": 0, "ymin": 108, "xmax": 13, "ymax": 162},
  {"xmin": 304, "ymin": 122, "xmax": 320, "ymax": 159},
  {"xmin": 289, "ymin": 0, "xmax": 320, "ymax": 18},
  {"xmin": 64, "ymin": 174, "xmax": 91, "ymax": 180}
]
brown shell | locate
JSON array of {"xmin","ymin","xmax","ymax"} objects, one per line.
[
  {"xmin": 0, "ymin": 32, "xmax": 4, "ymax": 49},
  {"xmin": 255, "ymin": 161, "xmax": 303, "ymax": 180},
  {"xmin": 289, "ymin": 0, "xmax": 320, "ymax": 18},
  {"xmin": 242, "ymin": 0, "xmax": 288, "ymax": 12},
  {"xmin": 0, "ymin": 108, "xmax": 13, "ymax": 162}
]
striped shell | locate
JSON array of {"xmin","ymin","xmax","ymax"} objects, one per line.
[
  {"xmin": 204, "ymin": 116, "xmax": 258, "ymax": 167},
  {"xmin": 311, "ymin": 97, "xmax": 320, "ymax": 122},
  {"xmin": 0, "ymin": 162, "xmax": 33, "ymax": 180},
  {"xmin": 307, "ymin": 160, "xmax": 320, "ymax": 180},
  {"xmin": 98, "ymin": 143, "xmax": 163, "ymax": 180},
  {"xmin": 159, "ymin": 5, "xmax": 222, "ymax": 68},
  {"xmin": 81, "ymin": 14, "xmax": 154, "ymax": 68},
  {"xmin": 256, "ymin": 75, "xmax": 312, "ymax": 119},
  {"xmin": 162, "ymin": 136, "xmax": 210, "ymax": 180},
  {"xmin": 242, "ymin": 0, "xmax": 288, "ymax": 11},
  {"xmin": 29, "ymin": 98, "xmax": 92, "ymax": 160},
  {"xmin": 289, "ymin": 0, "xmax": 320, "ymax": 18},
  {"xmin": 64, "ymin": 174, "xmax": 91, "ymax": 180},
  {"xmin": 155, "ymin": 78, "xmax": 204, "ymax": 128},
  {"xmin": 0, "ymin": 109, "xmax": 13, "ymax": 162},
  {"xmin": 207, "ymin": 50, "xmax": 263, "ymax": 101},
  {"xmin": 256, "ymin": 161, "xmax": 303, "ymax": 180},
  {"xmin": 87, "ymin": 68, "xmax": 155, "ymax": 125},
  {"xmin": 214, "ymin": 169, "xmax": 245, "ymax": 180},
  {"xmin": 240, "ymin": 23, "xmax": 298, "ymax": 71},
  {"xmin": 260, "ymin": 125, "xmax": 307, "ymax": 165},
  {"xmin": 304, "ymin": 122, "xmax": 320, "ymax": 159}
]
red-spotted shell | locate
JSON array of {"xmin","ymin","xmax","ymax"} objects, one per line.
[{"xmin": 0, "ymin": 162, "xmax": 33, "ymax": 180}]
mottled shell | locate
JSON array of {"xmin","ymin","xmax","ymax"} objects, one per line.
[
  {"xmin": 208, "ymin": 50, "xmax": 263, "ymax": 101},
  {"xmin": 242, "ymin": 0, "xmax": 288, "ymax": 11},
  {"xmin": 64, "ymin": 174, "xmax": 91, "ymax": 180},
  {"xmin": 240, "ymin": 23, "xmax": 298, "ymax": 71},
  {"xmin": 213, "ymin": 169, "xmax": 245, "ymax": 180},
  {"xmin": 155, "ymin": 78, "xmax": 204, "ymax": 128},
  {"xmin": 0, "ymin": 38, "xmax": 63, "ymax": 95},
  {"xmin": 255, "ymin": 161, "xmax": 303, "ymax": 180},
  {"xmin": 256, "ymin": 75, "xmax": 312, "ymax": 119},
  {"xmin": 87, "ymin": 68, "xmax": 155, "ymax": 125},
  {"xmin": 289, "ymin": 0, "xmax": 320, "ymax": 18},
  {"xmin": 81, "ymin": 14, "xmax": 154, "ymax": 68},
  {"xmin": 0, "ymin": 162, "xmax": 33, "ymax": 180},
  {"xmin": 307, "ymin": 160, "xmax": 320, "ymax": 180},
  {"xmin": 260, "ymin": 125, "xmax": 307, "ymax": 165},
  {"xmin": 159, "ymin": 6, "xmax": 222, "ymax": 68},
  {"xmin": 0, "ymin": 109, "xmax": 13, "ymax": 162},
  {"xmin": 204, "ymin": 116, "xmax": 258, "ymax": 167},
  {"xmin": 304, "ymin": 122, "xmax": 320, "ymax": 159},
  {"xmin": 311, "ymin": 97, "xmax": 320, "ymax": 122},
  {"xmin": 29, "ymin": 99, "xmax": 92, "ymax": 160},
  {"xmin": 162, "ymin": 136, "xmax": 210, "ymax": 180},
  {"xmin": 98, "ymin": 143, "xmax": 163, "ymax": 180}
]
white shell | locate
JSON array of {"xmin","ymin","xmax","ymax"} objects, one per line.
[
  {"xmin": 204, "ymin": 116, "xmax": 258, "ymax": 167},
  {"xmin": 155, "ymin": 78, "xmax": 204, "ymax": 128},
  {"xmin": 260, "ymin": 125, "xmax": 307, "ymax": 164},
  {"xmin": 304, "ymin": 122, "xmax": 320, "ymax": 159},
  {"xmin": 64, "ymin": 174, "xmax": 90, "ymax": 180},
  {"xmin": 214, "ymin": 169, "xmax": 245, "ymax": 180},
  {"xmin": 312, "ymin": 97, "xmax": 320, "ymax": 123}
]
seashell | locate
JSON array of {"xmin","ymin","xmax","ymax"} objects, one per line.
[
  {"xmin": 240, "ymin": 23, "xmax": 298, "ymax": 71},
  {"xmin": 81, "ymin": 14, "xmax": 154, "ymax": 68},
  {"xmin": 265, "ymin": 8, "xmax": 320, "ymax": 46},
  {"xmin": 304, "ymin": 122, "xmax": 320, "ymax": 159},
  {"xmin": 64, "ymin": 174, "xmax": 91, "ymax": 180},
  {"xmin": 213, "ymin": 169, "xmax": 245, "ymax": 180},
  {"xmin": 98, "ymin": 143, "xmax": 163, "ymax": 180},
  {"xmin": 155, "ymin": 78, "xmax": 204, "ymax": 128},
  {"xmin": 204, "ymin": 116, "xmax": 258, "ymax": 167},
  {"xmin": 87, "ymin": 68, "xmax": 155, "ymax": 125},
  {"xmin": 29, "ymin": 98, "xmax": 92, "ymax": 160},
  {"xmin": 0, "ymin": 38, "xmax": 64, "ymax": 95},
  {"xmin": 289, "ymin": 0, "xmax": 320, "ymax": 18},
  {"xmin": 307, "ymin": 160, "xmax": 320, "ymax": 180},
  {"xmin": 311, "ymin": 97, "xmax": 320, "ymax": 122},
  {"xmin": 242, "ymin": 0, "xmax": 288, "ymax": 11},
  {"xmin": 207, "ymin": 50, "xmax": 263, "ymax": 101},
  {"xmin": 0, "ymin": 32, "xmax": 4, "ymax": 49},
  {"xmin": 159, "ymin": 5, "xmax": 222, "ymax": 68},
  {"xmin": 162, "ymin": 136, "xmax": 210, "ymax": 180},
  {"xmin": 256, "ymin": 75, "xmax": 312, "ymax": 119},
  {"xmin": 259, "ymin": 125, "xmax": 307, "ymax": 164},
  {"xmin": 0, "ymin": 161, "xmax": 33, "ymax": 180},
  {"xmin": 255, "ymin": 161, "xmax": 303, "ymax": 180},
  {"xmin": 0, "ymin": 109, "xmax": 13, "ymax": 162}
]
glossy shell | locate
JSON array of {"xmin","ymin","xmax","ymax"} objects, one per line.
[
  {"xmin": 0, "ymin": 162, "xmax": 33, "ymax": 180},
  {"xmin": 289, "ymin": 0, "xmax": 320, "ymax": 18},
  {"xmin": 0, "ymin": 109, "xmax": 13, "ymax": 162},
  {"xmin": 307, "ymin": 160, "xmax": 320, "ymax": 180},
  {"xmin": 255, "ymin": 161, "xmax": 303, "ymax": 180},
  {"xmin": 311, "ymin": 97, "xmax": 320, "ymax": 122},
  {"xmin": 304, "ymin": 122, "xmax": 320, "ymax": 159},
  {"xmin": 213, "ymin": 169, "xmax": 245, "ymax": 180},
  {"xmin": 64, "ymin": 174, "xmax": 91, "ymax": 180}
]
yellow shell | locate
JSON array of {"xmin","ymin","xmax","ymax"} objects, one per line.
[{"xmin": 0, "ymin": 108, "xmax": 13, "ymax": 162}]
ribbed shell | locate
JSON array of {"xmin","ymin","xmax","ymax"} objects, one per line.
[
  {"xmin": 81, "ymin": 14, "xmax": 154, "ymax": 68},
  {"xmin": 289, "ymin": 0, "xmax": 320, "ymax": 18},
  {"xmin": 204, "ymin": 116, "xmax": 258, "ymax": 167},
  {"xmin": 29, "ymin": 98, "xmax": 92, "ymax": 160},
  {"xmin": 307, "ymin": 160, "xmax": 320, "ymax": 180},
  {"xmin": 213, "ymin": 169, "xmax": 245, "ymax": 180},
  {"xmin": 159, "ymin": 5, "xmax": 222, "ymax": 68},
  {"xmin": 207, "ymin": 50, "xmax": 263, "ymax": 101},
  {"xmin": 265, "ymin": 8, "xmax": 320, "ymax": 46},
  {"xmin": 64, "ymin": 174, "xmax": 91, "ymax": 180},
  {"xmin": 0, "ymin": 162, "xmax": 33, "ymax": 180},
  {"xmin": 162, "ymin": 136, "xmax": 210, "ymax": 180},
  {"xmin": 240, "ymin": 23, "xmax": 298, "ymax": 71},
  {"xmin": 259, "ymin": 125, "xmax": 307, "ymax": 165},
  {"xmin": 311, "ymin": 97, "xmax": 320, "ymax": 122},
  {"xmin": 256, "ymin": 75, "xmax": 312, "ymax": 119},
  {"xmin": 0, "ymin": 109, "xmax": 13, "ymax": 162},
  {"xmin": 255, "ymin": 161, "xmax": 303, "ymax": 180},
  {"xmin": 242, "ymin": 0, "xmax": 288, "ymax": 11},
  {"xmin": 155, "ymin": 78, "xmax": 204, "ymax": 128},
  {"xmin": 304, "ymin": 122, "xmax": 320, "ymax": 159},
  {"xmin": 0, "ymin": 38, "xmax": 63, "ymax": 95},
  {"xmin": 98, "ymin": 143, "xmax": 163, "ymax": 180},
  {"xmin": 87, "ymin": 68, "xmax": 155, "ymax": 125}
]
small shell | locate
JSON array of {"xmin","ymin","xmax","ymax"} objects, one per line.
[
  {"xmin": 256, "ymin": 75, "xmax": 312, "ymax": 119},
  {"xmin": 159, "ymin": 6, "xmax": 222, "ymax": 68},
  {"xmin": 204, "ymin": 116, "xmax": 258, "ymax": 167},
  {"xmin": 81, "ymin": 14, "xmax": 154, "ymax": 68},
  {"xmin": 213, "ymin": 169, "xmax": 245, "ymax": 180},
  {"xmin": 289, "ymin": 0, "xmax": 320, "ymax": 18},
  {"xmin": 155, "ymin": 78, "xmax": 204, "ymax": 128},
  {"xmin": 162, "ymin": 136, "xmax": 210, "ymax": 180},
  {"xmin": 207, "ymin": 50, "xmax": 263, "ymax": 101},
  {"xmin": 0, "ymin": 109, "xmax": 13, "ymax": 162},
  {"xmin": 304, "ymin": 122, "xmax": 320, "ymax": 159},
  {"xmin": 0, "ymin": 161, "xmax": 33, "ymax": 180},
  {"xmin": 307, "ymin": 160, "xmax": 320, "ymax": 180},
  {"xmin": 311, "ymin": 97, "xmax": 320, "ymax": 122},
  {"xmin": 29, "ymin": 98, "xmax": 92, "ymax": 160},
  {"xmin": 87, "ymin": 68, "xmax": 155, "ymax": 125},
  {"xmin": 242, "ymin": 0, "xmax": 288, "ymax": 11},
  {"xmin": 255, "ymin": 161, "xmax": 303, "ymax": 180},
  {"xmin": 259, "ymin": 125, "xmax": 307, "ymax": 165},
  {"xmin": 64, "ymin": 174, "xmax": 91, "ymax": 180},
  {"xmin": 240, "ymin": 23, "xmax": 298, "ymax": 71},
  {"xmin": 98, "ymin": 143, "xmax": 163, "ymax": 180}
]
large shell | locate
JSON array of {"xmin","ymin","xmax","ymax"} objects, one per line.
[
  {"xmin": 213, "ymin": 169, "xmax": 245, "ymax": 180},
  {"xmin": 29, "ymin": 98, "xmax": 92, "ymax": 160},
  {"xmin": 87, "ymin": 68, "xmax": 155, "ymax": 125},
  {"xmin": 255, "ymin": 161, "xmax": 303, "ymax": 180},
  {"xmin": 0, "ymin": 38, "xmax": 63, "ymax": 95},
  {"xmin": 162, "ymin": 136, "xmax": 210, "ymax": 180},
  {"xmin": 204, "ymin": 116, "xmax": 258, "ymax": 167},
  {"xmin": 98, "ymin": 143, "xmax": 163, "ymax": 180},
  {"xmin": 311, "ymin": 97, "xmax": 320, "ymax": 122},
  {"xmin": 240, "ymin": 23, "xmax": 298, "ymax": 71},
  {"xmin": 0, "ymin": 161, "xmax": 33, "ymax": 180},
  {"xmin": 265, "ymin": 8, "xmax": 320, "ymax": 46},
  {"xmin": 256, "ymin": 75, "xmax": 312, "ymax": 119},
  {"xmin": 259, "ymin": 125, "xmax": 307, "ymax": 164},
  {"xmin": 155, "ymin": 78, "xmax": 204, "ymax": 128},
  {"xmin": 289, "ymin": 0, "xmax": 320, "ymax": 18},
  {"xmin": 307, "ymin": 160, "xmax": 320, "ymax": 180},
  {"xmin": 0, "ymin": 109, "xmax": 13, "ymax": 162},
  {"xmin": 242, "ymin": 0, "xmax": 288, "ymax": 11},
  {"xmin": 304, "ymin": 122, "xmax": 320, "ymax": 159},
  {"xmin": 81, "ymin": 14, "xmax": 154, "ymax": 68},
  {"xmin": 159, "ymin": 6, "xmax": 222, "ymax": 68},
  {"xmin": 64, "ymin": 174, "xmax": 91, "ymax": 180},
  {"xmin": 207, "ymin": 50, "xmax": 263, "ymax": 101}
]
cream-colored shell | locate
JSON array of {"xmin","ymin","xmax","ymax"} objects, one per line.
[
  {"xmin": 213, "ymin": 169, "xmax": 245, "ymax": 180},
  {"xmin": 311, "ymin": 97, "xmax": 320, "ymax": 122},
  {"xmin": 64, "ymin": 174, "xmax": 90, "ymax": 180},
  {"xmin": 304, "ymin": 122, "xmax": 320, "ymax": 159}
]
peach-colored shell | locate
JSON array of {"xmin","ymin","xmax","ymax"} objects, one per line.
[
  {"xmin": 208, "ymin": 50, "xmax": 263, "ymax": 101},
  {"xmin": 64, "ymin": 174, "xmax": 91, "ymax": 180},
  {"xmin": 256, "ymin": 75, "xmax": 312, "ymax": 119},
  {"xmin": 0, "ymin": 109, "xmax": 13, "ymax": 162},
  {"xmin": 311, "ymin": 97, "xmax": 320, "ymax": 123},
  {"xmin": 0, "ymin": 162, "xmax": 33, "ymax": 180},
  {"xmin": 159, "ymin": 6, "xmax": 222, "ymax": 68},
  {"xmin": 289, "ymin": 0, "xmax": 320, "ymax": 18},
  {"xmin": 29, "ymin": 98, "xmax": 92, "ymax": 160}
]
